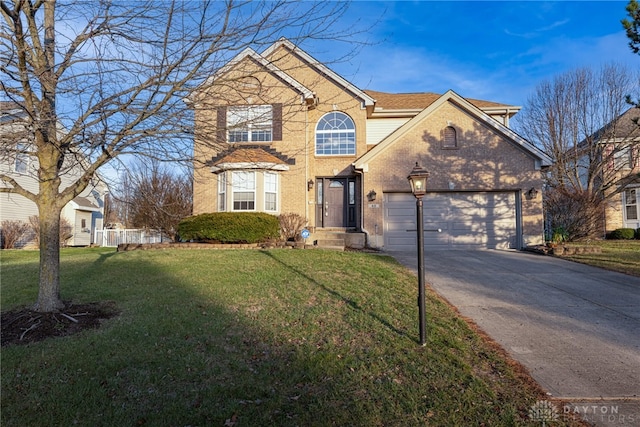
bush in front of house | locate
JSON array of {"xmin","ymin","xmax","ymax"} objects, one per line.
[
  {"xmin": 28, "ymin": 215, "xmax": 74, "ymax": 247},
  {"xmin": 0, "ymin": 220, "xmax": 30, "ymax": 249},
  {"xmin": 176, "ymin": 212, "xmax": 280, "ymax": 244},
  {"xmin": 607, "ymin": 228, "xmax": 636, "ymax": 240},
  {"xmin": 279, "ymin": 213, "xmax": 307, "ymax": 242}
]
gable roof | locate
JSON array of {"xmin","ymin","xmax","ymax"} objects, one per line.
[
  {"xmin": 591, "ymin": 107, "xmax": 640, "ymax": 141},
  {"xmin": 353, "ymin": 90, "xmax": 552, "ymax": 171},
  {"xmin": 70, "ymin": 196, "xmax": 101, "ymax": 212},
  {"xmin": 262, "ymin": 38, "xmax": 376, "ymax": 108},
  {"xmin": 364, "ymin": 90, "xmax": 520, "ymax": 117},
  {"xmin": 193, "ymin": 47, "xmax": 315, "ymax": 104}
]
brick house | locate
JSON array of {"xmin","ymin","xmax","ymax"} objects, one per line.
[
  {"xmin": 190, "ymin": 38, "xmax": 552, "ymax": 250},
  {"xmin": 598, "ymin": 107, "xmax": 640, "ymax": 233}
]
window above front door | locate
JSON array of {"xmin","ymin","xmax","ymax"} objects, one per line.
[{"xmin": 315, "ymin": 112, "xmax": 356, "ymax": 156}]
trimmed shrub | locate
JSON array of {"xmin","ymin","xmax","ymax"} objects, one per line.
[
  {"xmin": 636, "ymin": 228, "xmax": 640, "ymax": 239},
  {"xmin": 177, "ymin": 212, "xmax": 279, "ymax": 244},
  {"xmin": 607, "ymin": 228, "xmax": 636, "ymax": 240}
]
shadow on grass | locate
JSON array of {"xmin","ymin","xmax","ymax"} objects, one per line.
[
  {"xmin": 1, "ymin": 249, "xmax": 559, "ymax": 427},
  {"xmin": 259, "ymin": 250, "xmax": 410, "ymax": 341}
]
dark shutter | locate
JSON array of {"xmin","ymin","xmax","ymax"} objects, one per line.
[
  {"xmin": 272, "ymin": 103, "xmax": 282, "ymax": 141},
  {"xmin": 216, "ymin": 106, "xmax": 227, "ymax": 144}
]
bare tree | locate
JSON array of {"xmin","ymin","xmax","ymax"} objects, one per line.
[
  {"xmin": 515, "ymin": 63, "xmax": 640, "ymax": 239},
  {"xmin": 0, "ymin": 0, "xmax": 361, "ymax": 312},
  {"xmin": 115, "ymin": 160, "xmax": 192, "ymax": 241}
]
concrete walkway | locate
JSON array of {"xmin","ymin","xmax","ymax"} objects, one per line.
[{"xmin": 389, "ymin": 249, "xmax": 640, "ymax": 426}]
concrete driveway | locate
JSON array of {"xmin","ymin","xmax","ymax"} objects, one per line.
[{"xmin": 389, "ymin": 249, "xmax": 640, "ymax": 426}]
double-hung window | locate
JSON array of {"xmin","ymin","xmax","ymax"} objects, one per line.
[
  {"xmin": 624, "ymin": 189, "xmax": 639, "ymax": 221},
  {"xmin": 232, "ymin": 171, "xmax": 255, "ymax": 210},
  {"xmin": 614, "ymin": 146, "xmax": 633, "ymax": 170},
  {"xmin": 227, "ymin": 105, "xmax": 273, "ymax": 143},
  {"xmin": 14, "ymin": 143, "xmax": 29, "ymax": 173},
  {"xmin": 218, "ymin": 173, "xmax": 227, "ymax": 211},
  {"xmin": 264, "ymin": 172, "xmax": 277, "ymax": 211}
]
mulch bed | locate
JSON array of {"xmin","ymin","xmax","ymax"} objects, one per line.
[{"xmin": 1, "ymin": 301, "xmax": 119, "ymax": 347}]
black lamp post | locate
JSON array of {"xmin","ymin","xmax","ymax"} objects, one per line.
[{"xmin": 407, "ymin": 161, "xmax": 430, "ymax": 346}]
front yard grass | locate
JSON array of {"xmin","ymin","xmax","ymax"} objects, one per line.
[
  {"xmin": 562, "ymin": 240, "xmax": 640, "ymax": 277},
  {"xmin": 1, "ymin": 248, "xmax": 583, "ymax": 426}
]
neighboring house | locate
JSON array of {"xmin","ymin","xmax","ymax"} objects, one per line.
[
  {"xmin": 0, "ymin": 102, "xmax": 107, "ymax": 247},
  {"xmin": 597, "ymin": 107, "xmax": 640, "ymax": 232},
  {"xmin": 190, "ymin": 38, "xmax": 552, "ymax": 250}
]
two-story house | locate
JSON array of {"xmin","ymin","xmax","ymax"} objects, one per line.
[
  {"xmin": 190, "ymin": 38, "xmax": 552, "ymax": 250},
  {"xmin": 599, "ymin": 107, "xmax": 640, "ymax": 232},
  {"xmin": 0, "ymin": 102, "xmax": 107, "ymax": 248}
]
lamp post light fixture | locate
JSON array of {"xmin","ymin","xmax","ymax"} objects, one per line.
[{"xmin": 407, "ymin": 161, "xmax": 430, "ymax": 346}]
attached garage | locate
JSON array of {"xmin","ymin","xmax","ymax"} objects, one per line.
[{"xmin": 384, "ymin": 192, "xmax": 519, "ymax": 251}]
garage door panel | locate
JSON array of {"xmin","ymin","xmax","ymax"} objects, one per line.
[
  {"xmin": 386, "ymin": 218, "xmax": 414, "ymax": 230},
  {"xmin": 384, "ymin": 192, "xmax": 517, "ymax": 251}
]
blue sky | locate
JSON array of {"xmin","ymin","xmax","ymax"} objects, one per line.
[{"xmin": 315, "ymin": 1, "xmax": 639, "ymax": 107}]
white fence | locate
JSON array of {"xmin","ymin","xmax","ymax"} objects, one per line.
[{"xmin": 94, "ymin": 229, "xmax": 169, "ymax": 247}]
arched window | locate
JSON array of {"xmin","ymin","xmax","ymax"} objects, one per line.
[{"xmin": 315, "ymin": 112, "xmax": 356, "ymax": 155}]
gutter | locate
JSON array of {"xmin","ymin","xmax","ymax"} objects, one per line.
[{"xmin": 352, "ymin": 164, "xmax": 371, "ymax": 248}]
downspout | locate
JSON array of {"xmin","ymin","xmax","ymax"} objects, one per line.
[
  {"xmin": 352, "ymin": 165, "xmax": 371, "ymax": 248},
  {"xmin": 304, "ymin": 100, "xmax": 309, "ymax": 222}
]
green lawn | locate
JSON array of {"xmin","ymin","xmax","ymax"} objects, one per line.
[
  {"xmin": 562, "ymin": 240, "xmax": 640, "ymax": 277},
  {"xmin": 1, "ymin": 248, "xmax": 582, "ymax": 426}
]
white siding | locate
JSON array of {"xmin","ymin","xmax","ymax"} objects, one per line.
[{"xmin": 366, "ymin": 118, "xmax": 410, "ymax": 145}]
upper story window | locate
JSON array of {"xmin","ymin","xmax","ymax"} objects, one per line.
[
  {"xmin": 442, "ymin": 126, "xmax": 458, "ymax": 149},
  {"xmin": 14, "ymin": 142, "xmax": 29, "ymax": 173},
  {"xmin": 228, "ymin": 105, "xmax": 273, "ymax": 142},
  {"xmin": 614, "ymin": 146, "xmax": 634, "ymax": 170},
  {"xmin": 315, "ymin": 112, "xmax": 356, "ymax": 156}
]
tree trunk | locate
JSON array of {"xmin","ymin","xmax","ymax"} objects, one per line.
[{"xmin": 33, "ymin": 204, "xmax": 65, "ymax": 312}]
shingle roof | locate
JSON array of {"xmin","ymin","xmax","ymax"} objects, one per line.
[
  {"xmin": 592, "ymin": 107, "xmax": 640, "ymax": 140},
  {"xmin": 363, "ymin": 90, "xmax": 515, "ymax": 110},
  {"xmin": 214, "ymin": 148, "xmax": 284, "ymax": 165},
  {"xmin": 209, "ymin": 146, "xmax": 296, "ymax": 167},
  {"xmin": 72, "ymin": 196, "xmax": 99, "ymax": 210}
]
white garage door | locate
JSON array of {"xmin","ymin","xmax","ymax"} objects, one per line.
[{"xmin": 384, "ymin": 192, "xmax": 518, "ymax": 251}]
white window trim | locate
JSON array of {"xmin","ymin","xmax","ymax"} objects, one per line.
[
  {"xmin": 264, "ymin": 172, "xmax": 278, "ymax": 212},
  {"xmin": 218, "ymin": 173, "xmax": 227, "ymax": 211},
  {"xmin": 227, "ymin": 105, "xmax": 273, "ymax": 143},
  {"xmin": 315, "ymin": 112, "xmax": 356, "ymax": 156},
  {"xmin": 14, "ymin": 142, "xmax": 30, "ymax": 173},
  {"xmin": 231, "ymin": 171, "xmax": 256, "ymax": 211},
  {"xmin": 623, "ymin": 188, "xmax": 639, "ymax": 222}
]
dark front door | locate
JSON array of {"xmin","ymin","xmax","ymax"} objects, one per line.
[{"xmin": 325, "ymin": 179, "xmax": 345, "ymax": 227}]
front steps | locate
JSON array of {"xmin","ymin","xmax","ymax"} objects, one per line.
[{"xmin": 310, "ymin": 228, "xmax": 366, "ymax": 251}]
